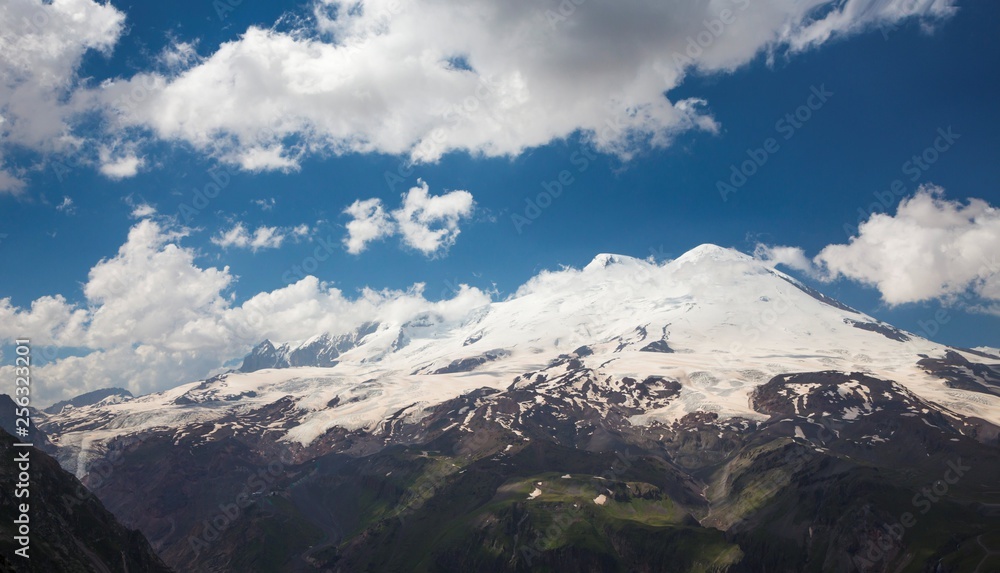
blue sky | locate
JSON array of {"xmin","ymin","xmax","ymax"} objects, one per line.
[{"xmin": 1, "ymin": 0, "xmax": 998, "ymax": 401}]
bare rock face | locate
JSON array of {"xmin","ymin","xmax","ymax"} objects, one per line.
[{"xmin": 0, "ymin": 427, "xmax": 173, "ymax": 572}]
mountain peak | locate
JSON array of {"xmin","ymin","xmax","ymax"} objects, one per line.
[
  {"xmin": 673, "ymin": 244, "xmax": 753, "ymax": 265},
  {"xmin": 43, "ymin": 387, "xmax": 133, "ymax": 415},
  {"xmin": 584, "ymin": 245, "xmax": 752, "ymax": 272},
  {"xmin": 583, "ymin": 253, "xmax": 648, "ymax": 271}
]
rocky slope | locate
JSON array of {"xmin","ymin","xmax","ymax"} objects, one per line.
[{"xmin": 0, "ymin": 427, "xmax": 172, "ymax": 573}]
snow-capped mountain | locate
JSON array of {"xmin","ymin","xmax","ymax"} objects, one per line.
[
  {"xmin": 239, "ymin": 322, "xmax": 380, "ymax": 372},
  {"xmin": 34, "ymin": 244, "xmax": 1000, "ymax": 573},
  {"xmin": 975, "ymin": 346, "xmax": 1000, "ymax": 358},
  {"xmin": 42, "ymin": 387, "xmax": 134, "ymax": 415},
  {"xmin": 40, "ymin": 244, "xmax": 999, "ymax": 469}
]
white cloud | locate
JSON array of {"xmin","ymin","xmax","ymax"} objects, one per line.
[
  {"xmin": 0, "ymin": 294, "xmax": 89, "ymax": 347},
  {"xmin": 815, "ymin": 186, "xmax": 1000, "ymax": 306},
  {"xmin": 343, "ymin": 198, "xmax": 395, "ymax": 254},
  {"xmin": 157, "ymin": 40, "xmax": 200, "ymax": 71},
  {"xmin": 0, "ymin": 0, "xmax": 125, "ymax": 171},
  {"xmin": 0, "ymin": 218, "xmax": 490, "ymax": 404},
  {"xmin": 83, "ymin": 220, "xmax": 232, "ymax": 349},
  {"xmin": 787, "ymin": 0, "xmax": 956, "ymax": 51},
  {"xmin": 761, "ymin": 186, "xmax": 1000, "ymax": 310},
  {"xmin": 56, "ymin": 196, "xmax": 75, "ymax": 213},
  {"xmin": 0, "ymin": 166, "xmax": 26, "ymax": 195},
  {"xmin": 211, "ymin": 222, "xmax": 287, "ymax": 252},
  {"xmin": 98, "ymin": 147, "xmax": 144, "ymax": 179},
  {"xmin": 211, "ymin": 224, "xmax": 252, "ymax": 249},
  {"xmin": 754, "ymin": 244, "xmax": 817, "ymax": 276},
  {"xmin": 343, "ymin": 181, "xmax": 474, "ymax": 256},
  {"xmin": 248, "ymin": 225, "xmax": 285, "ymax": 251},
  {"xmin": 0, "ymin": 118, "xmax": 19, "ymax": 194},
  {"xmin": 0, "ymin": 0, "xmax": 959, "ymax": 184},
  {"xmin": 393, "ymin": 181, "xmax": 474, "ymax": 255},
  {"xmin": 253, "ymin": 197, "xmax": 276, "ymax": 211},
  {"xmin": 233, "ymin": 145, "xmax": 300, "ymax": 172},
  {"xmin": 81, "ymin": 0, "xmax": 955, "ymax": 172},
  {"xmin": 130, "ymin": 202, "xmax": 157, "ymax": 218}
]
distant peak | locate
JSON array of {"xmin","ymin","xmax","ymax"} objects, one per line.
[
  {"xmin": 588, "ymin": 253, "xmax": 623, "ymax": 268},
  {"xmin": 252, "ymin": 339, "xmax": 277, "ymax": 351},
  {"xmin": 582, "ymin": 247, "xmax": 753, "ymax": 272},
  {"xmin": 584, "ymin": 253, "xmax": 647, "ymax": 271},
  {"xmin": 673, "ymin": 244, "xmax": 753, "ymax": 264},
  {"xmin": 43, "ymin": 387, "xmax": 134, "ymax": 415}
]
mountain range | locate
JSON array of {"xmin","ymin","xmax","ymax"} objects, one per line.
[{"xmin": 13, "ymin": 245, "xmax": 1000, "ymax": 572}]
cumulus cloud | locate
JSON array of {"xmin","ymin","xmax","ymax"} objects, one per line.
[
  {"xmin": 343, "ymin": 181, "xmax": 474, "ymax": 256},
  {"xmin": 68, "ymin": 0, "xmax": 954, "ymax": 175},
  {"xmin": 393, "ymin": 181, "xmax": 474, "ymax": 254},
  {"xmin": 815, "ymin": 186, "xmax": 1000, "ymax": 306},
  {"xmin": 0, "ymin": 0, "xmax": 959, "ymax": 185},
  {"xmin": 83, "ymin": 221, "xmax": 232, "ymax": 349},
  {"xmin": 0, "ymin": 217, "xmax": 491, "ymax": 404},
  {"xmin": 0, "ymin": 295, "xmax": 89, "ymax": 347},
  {"xmin": 212, "ymin": 222, "xmax": 287, "ymax": 252},
  {"xmin": 0, "ymin": 0, "xmax": 125, "ymax": 174},
  {"xmin": 758, "ymin": 186, "xmax": 1000, "ymax": 311},
  {"xmin": 98, "ymin": 147, "xmax": 144, "ymax": 179},
  {"xmin": 343, "ymin": 198, "xmax": 393, "ymax": 254}
]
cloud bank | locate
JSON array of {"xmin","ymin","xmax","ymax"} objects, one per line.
[
  {"xmin": 0, "ymin": 218, "xmax": 490, "ymax": 404},
  {"xmin": 0, "ymin": 0, "xmax": 125, "ymax": 192},
  {"xmin": 0, "ymin": 0, "xmax": 957, "ymax": 187}
]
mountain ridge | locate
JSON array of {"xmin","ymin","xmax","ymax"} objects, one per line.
[
  {"xmin": 33, "ymin": 244, "xmax": 1000, "ymax": 572},
  {"xmin": 41, "ymin": 244, "xmax": 1000, "ymax": 456}
]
